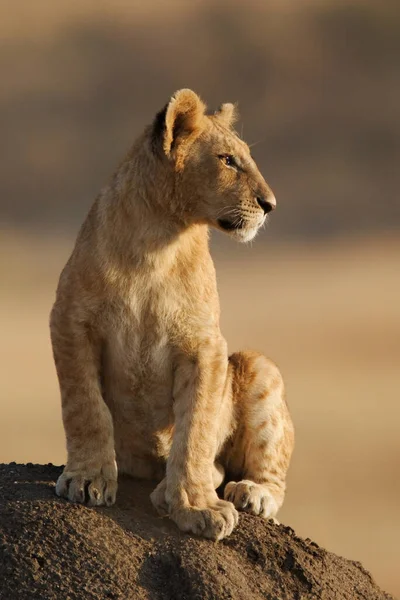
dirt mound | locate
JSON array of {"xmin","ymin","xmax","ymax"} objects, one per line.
[{"xmin": 0, "ymin": 464, "xmax": 393, "ymax": 600}]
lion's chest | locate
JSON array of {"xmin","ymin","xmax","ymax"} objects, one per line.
[
  {"xmin": 99, "ymin": 260, "xmax": 217, "ymax": 446},
  {"xmin": 105, "ymin": 289, "xmax": 174, "ymax": 390},
  {"xmin": 100, "ymin": 280, "xmax": 180, "ymax": 433}
]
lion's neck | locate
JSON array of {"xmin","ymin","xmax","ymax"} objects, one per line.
[{"xmin": 96, "ymin": 140, "xmax": 209, "ymax": 272}]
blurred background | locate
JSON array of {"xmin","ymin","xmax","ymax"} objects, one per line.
[{"xmin": 0, "ymin": 0, "xmax": 399, "ymax": 595}]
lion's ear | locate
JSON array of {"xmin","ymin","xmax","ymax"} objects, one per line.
[
  {"xmin": 153, "ymin": 89, "xmax": 206, "ymax": 157},
  {"xmin": 215, "ymin": 103, "xmax": 238, "ymax": 127}
]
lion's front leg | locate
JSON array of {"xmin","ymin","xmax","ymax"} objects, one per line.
[
  {"xmin": 156, "ymin": 339, "xmax": 238, "ymax": 540},
  {"xmin": 51, "ymin": 306, "xmax": 118, "ymax": 507}
]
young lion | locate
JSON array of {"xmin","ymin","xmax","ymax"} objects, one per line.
[{"xmin": 51, "ymin": 89, "xmax": 294, "ymax": 541}]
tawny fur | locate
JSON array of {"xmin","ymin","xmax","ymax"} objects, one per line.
[{"xmin": 51, "ymin": 89, "xmax": 294, "ymax": 541}]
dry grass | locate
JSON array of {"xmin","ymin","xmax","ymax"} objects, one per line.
[{"xmin": 0, "ymin": 230, "xmax": 399, "ymax": 596}]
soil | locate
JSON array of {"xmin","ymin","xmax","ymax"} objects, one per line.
[{"xmin": 0, "ymin": 464, "xmax": 394, "ymax": 600}]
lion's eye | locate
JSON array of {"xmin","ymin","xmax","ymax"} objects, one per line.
[{"xmin": 219, "ymin": 154, "xmax": 236, "ymax": 168}]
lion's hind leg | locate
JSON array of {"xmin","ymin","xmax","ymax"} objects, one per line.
[{"xmin": 221, "ymin": 352, "xmax": 294, "ymax": 520}]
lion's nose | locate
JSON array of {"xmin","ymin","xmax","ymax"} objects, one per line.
[{"xmin": 256, "ymin": 195, "xmax": 276, "ymax": 214}]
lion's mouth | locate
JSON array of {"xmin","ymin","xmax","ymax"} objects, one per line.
[{"xmin": 217, "ymin": 218, "xmax": 245, "ymax": 231}]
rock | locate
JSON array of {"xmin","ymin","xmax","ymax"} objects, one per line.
[{"xmin": 0, "ymin": 464, "xmax": 393, "ymax": 600}]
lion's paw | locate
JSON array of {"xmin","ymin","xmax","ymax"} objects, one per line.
[
  {"xmin": 171, "ymin": 500, "xmax": 238, "ymax": 541},
  {"xmin": 150, "ymin": 478, "xmax": 169, "ymax": 516},
  {"xmin": 55, "ymin": 461, "xmax": 118, "ymax": 507},
  {"xmin": 224, "ymin": 480, "xmax": 278, "ymax": 519}
]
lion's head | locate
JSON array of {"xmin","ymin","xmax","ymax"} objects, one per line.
[{"xmin": 151, "ymin": 89, "xmax": 276, "ymax": 243}]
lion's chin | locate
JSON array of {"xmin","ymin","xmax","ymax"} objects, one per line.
[
  {"xmin": 216, "ymin": 223, "xmax": 259, "ymax": 243},
  {"xmin": 229, "ymin": 227, "xmax": 259, "ymax": 243},
  {"xmin": 216, "ymin": 217, "xmax": 264, "ymax": 243}
]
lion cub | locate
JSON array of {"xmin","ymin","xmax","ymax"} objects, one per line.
[{"xmin": 51, "ymin": 89, "xmax": 294, "ymax": 540}]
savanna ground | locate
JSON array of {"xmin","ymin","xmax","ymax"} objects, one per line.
[
  {"xmin": 0, "ymin": 231, "xmax": 399, "ymax": 597},
  {"xmin": 0, "ymin": 463, "xmax": 392, "ymax": 600}
]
